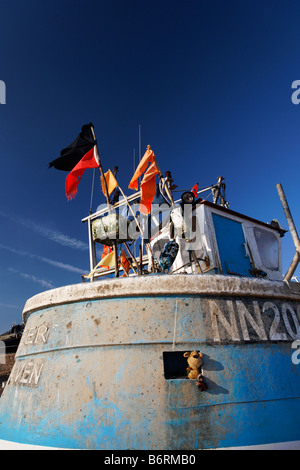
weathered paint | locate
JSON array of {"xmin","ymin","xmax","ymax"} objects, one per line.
[{"xmin": 0, "ymin": 274, "xmax": 299, "ymax": 449}]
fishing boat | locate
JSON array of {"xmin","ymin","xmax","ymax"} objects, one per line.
[{"xmin": 0, "ymin": 134, "xmax": 299, "ymax": 450}]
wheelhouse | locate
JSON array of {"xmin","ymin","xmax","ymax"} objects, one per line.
[{"xmin": 151, "ymin": 199, "xmax": 285, "ymax": 281}]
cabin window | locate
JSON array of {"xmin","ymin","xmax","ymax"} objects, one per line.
[
  {"xmin": 212, "ymin": 214, "xmax": 253, "ymax": 277},
  {"xmin": 163, "ymin": 351, "xmax": 189, "ymax": 379},
  {"xmin": 253, "ymin": 227, "xmax": 279, "ymax": 271}
]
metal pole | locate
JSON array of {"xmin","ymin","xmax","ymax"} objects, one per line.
[
  {"xmin": 276, "ymin": 183, "xmax": 300, "ymax": 281},
  {"xmin": 87, "ymin": 218, "xmax": 97, "ymax": 277},
  {"xmin": 284, "ymin": 251, "xmax": 300, "ymax": 282},
  {"xmin": 276, "ymin": 183, "xmax": 300, "ymax": 251}
]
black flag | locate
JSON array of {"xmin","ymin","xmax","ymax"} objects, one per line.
[{"xmin": 49, "ymin": 123, "xmax": 96, "ymax": 171}]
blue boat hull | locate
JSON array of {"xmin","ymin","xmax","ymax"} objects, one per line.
[{"xmin": 0, "ymin": 274, "xmax": 299, "ymax": 449}]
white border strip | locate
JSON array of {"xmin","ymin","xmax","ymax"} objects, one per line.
[
  {"xmin": 0, "ymin": 438, "xmax": 66, "ymax": 450},
  {"xmin": 214, "ymin": 440, "xmax": 300, "ymax": 450}
]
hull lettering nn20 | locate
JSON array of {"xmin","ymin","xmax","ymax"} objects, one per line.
[{"xmin": 203, "ymin": 298, "xmax": 300, "ymax": 344}]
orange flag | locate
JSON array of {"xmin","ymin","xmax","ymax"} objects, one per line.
[
  {"xmin": 129, "ymin": 145, "xmax": 161, "ymax": 214},
  {"xmin": 140, "ymin": 161, "xmax": 160, "ymax": 214},
  {"xmin": 101, "ymin": 169, "xmax": 118, "ymax": 196},
  {"xmin": 120, "ymin": 249, "xmax": 130, "ymax": 276},
  {"xmin": 128, "ymin": 145, "xmax": 157, "ymax": 191}
]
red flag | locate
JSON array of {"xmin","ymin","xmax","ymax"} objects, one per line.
[
  {"xmin": 191, "ymin": 183, "xmax": 198, "ymax": 198},
  {"xmin": 65, "ymin": 146, "xmax": 99, "ymax": 200}
]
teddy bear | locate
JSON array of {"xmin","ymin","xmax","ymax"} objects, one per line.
[
  {"xmin": 184, "ymin": 350, "xmax": 207, "ymax": 391},
  {"xmin": 183, "ymin": 350, "xmax": 203, "ymax": 379}
]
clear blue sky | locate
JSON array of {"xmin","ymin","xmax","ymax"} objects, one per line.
[{"xmin": 0, "ymin": 0, "xmax": 300, "ymax": 333}]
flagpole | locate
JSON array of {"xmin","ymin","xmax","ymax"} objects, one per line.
[
  {"xmin": 90, "ymin": 125, "xmax": 119, "ymax": 278},
  {"xmin": 90, "ymin": 127, "xmax": 111, "ymax": 209},
  {"xmin": 89, "ymin": 168, "xmax": 96, "ymax": 214}
]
